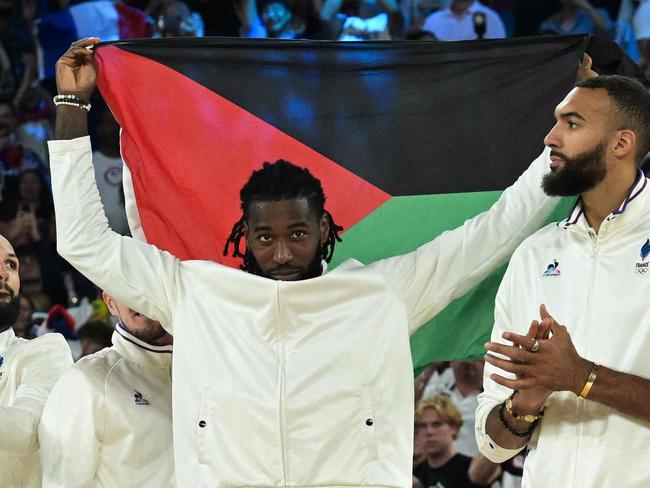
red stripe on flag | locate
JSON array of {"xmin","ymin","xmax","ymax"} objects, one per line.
[
  {"xmin": 114, "ymin": 3, "xmax": 149, "ymax": 39},
  {"xmin": 96, "ymin": 45, "xmax": 391, "ymax": 266}
]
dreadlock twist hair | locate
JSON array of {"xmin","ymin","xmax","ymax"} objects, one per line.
[{"xmin": 224, "ymin": 160, "xmax": 343, "ymax": 274}]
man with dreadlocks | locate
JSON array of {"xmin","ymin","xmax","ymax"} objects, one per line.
[
  {"xmin": 49, "ymin": 38, "xmax": 560, "ymax": 487},
  {"xmin": 224, "ymin": 159, "xmax": 343, "ymax": 280}
]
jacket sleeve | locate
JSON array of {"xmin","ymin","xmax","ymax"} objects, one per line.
[
  {"xmin": 48, "ymin": 136, "xmax": 180, "ymax": 331},
  {"xmin": 475, "ymin": 254, "xmax": 527, "ymax": 463},
  {"xmin": 39, "ymin": 361, "xmax": 103, "ymax": 488},
  {"xmin": 370, "ymin": 148, "xmax": 558, "ymax": 334},
  {"xmin": 0, "ymin": 333, "xmax": 72, "ymax": 455}
]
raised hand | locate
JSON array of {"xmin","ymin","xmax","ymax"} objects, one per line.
[{"xmin": 55, "ymin": 37, "xmax": 100, "ymax": 100}]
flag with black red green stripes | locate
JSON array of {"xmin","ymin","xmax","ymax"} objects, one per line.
[{"xmin": 95, "ymin": 36, "xmax": 583, "ymax": 374}]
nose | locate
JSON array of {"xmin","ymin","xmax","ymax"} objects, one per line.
[
  {"xmin": 272, "ymin": 240, "xmax": 292, "ymax": 265},
  {"xmin": 0, "ymin": 262, "xmax": 9, "ymax": 280},
  {"xmin": 544, "ymin": 123, "xmax": 560, "ymax": 149}
]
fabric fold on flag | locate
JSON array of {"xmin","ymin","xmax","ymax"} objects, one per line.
[{"xmin": 95, "ymin": 36, "xmax": 586, "ymax": 370}]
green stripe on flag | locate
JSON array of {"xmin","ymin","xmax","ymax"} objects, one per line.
[{"xmin": 330, "ymin": 192, "xmax": 574, "ymax": 375}]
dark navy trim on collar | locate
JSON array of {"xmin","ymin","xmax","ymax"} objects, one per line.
[
  {"xmin": 115, "ymin": 324, "xmax": 173, "ymax": 354},
  {"xmin": 559, "ymin": 170, "xmax": 647, "ymax": 228},
  {"xmin": 607, "ymin": 169, "xmax": 647, "ymax": 221}
]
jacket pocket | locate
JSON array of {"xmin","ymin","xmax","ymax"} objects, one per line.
[
  {"xmin": 194, "ymin": 389, "xmax": 281, "ymax": 485},
  {"xmin": 357, "ymin": 385, "xmax": 380, "ymax": 461}
]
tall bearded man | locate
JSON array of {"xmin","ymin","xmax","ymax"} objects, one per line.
[{"xmin": 477, "ymin": 75, "xmax": 650, "ymax": 487}]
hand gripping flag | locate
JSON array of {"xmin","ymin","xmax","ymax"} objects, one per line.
[{"xmin": 95, "ymin": 36, "xmax": 585, "ymax": 374}]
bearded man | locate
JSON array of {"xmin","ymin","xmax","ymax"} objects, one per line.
[
  {"xmin": 0, "ymin": 234, "xmax": 72, "ymax": 487},
  {"xmin": 39, "ymin": 292, "xmax": 174, "ymax": 488},
  {"xmin": 476, "ymin": 75, "xmax": 650, "ymax": 487}
]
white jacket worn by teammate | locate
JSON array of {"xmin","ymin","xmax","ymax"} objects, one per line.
[
  {"xmin": 0, "ymin": 328, "xmax": 72, "ymax": 487},
  {"xmin": 39, "ymin": 324, "xmax": 174, "ymax": 488},
  {"xmin": 49, "ymin": 136, "xmax": 557, "ymax": 488},
  {"xmin": 476, "ymin": 173, "xmax": 650, "ymax": 488}
]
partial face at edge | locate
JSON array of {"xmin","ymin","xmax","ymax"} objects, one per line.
[
  {"xmin": 102, "ymin": 292, "xmax": 172, "ymax": 345},
  {"xmin": 0, "ymin": 235, "xmax": 20, "ymax": 332}
]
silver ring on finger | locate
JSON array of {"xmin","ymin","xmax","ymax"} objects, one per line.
[{"xmin": 531, "ymin": 339, "xmax": 540, "ymax": 353}]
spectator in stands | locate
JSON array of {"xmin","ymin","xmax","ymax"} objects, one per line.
[
  {"xmin": 413, "ymin": 395, "xmax": 500, "ymax": 487},
  {"xmin": 400, "ymin": 0, "xmax": 449, "ymax": 36},
  {"xmin": 75, "ymin": 319, "xmax": 113, "ymax": 357},
  {"xmin": 39, "ymin": 292, "xmax": 173, "ymax": 487},
  {"xmin": 481, "ymin": 0, "xmax": 517, "ymax": 37},
  {"xmin": 0, "ymin": 232, "xmax": 72, "ymax": 486},
  {"xmin": 421, "ymin": 360, "xmax": 484, "ymax": 456},
  {"xmin": 16, "ymin": 169, "xmax": 53, "ymax": 225},
  {"xmin": 92, "ymin": 110, "xmax": 129, "ymax": 235},
  {"xmin": 15, "ymin": 244, "xmax": 49, "ymax": 311},
  {"xmin": 12, "ymin": 52, "xmax": 53, "ymax": 166},
  {"xmin": 539, "ymin": 0, "xmax": 614, "ymax": 38},
  {"xmin": 152, "ymin": 0, "xmax": 204, "ymax": 37},
  {"xmin": 12, "ymin": 293, "xmax": 34, "ymax": 339},
  {"xmin": 0, "ymin": 101, "xmax": 44, "ymax": 194},
  {"xmin": 422, "ymin": 0, "xmax": 506, "ymax": 41},
  {"xmin": 633, "ymin": 0, "xmax": 650, "ymax": 74},
  {"xmin": 242, "ymin": 0, "xmax": 305, "ymax": 39},
  {"xmin": 320, "ymin": 0, "xmax": 399, "ymax": 40}
]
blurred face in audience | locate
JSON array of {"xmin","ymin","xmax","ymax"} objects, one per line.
[
  {"xmin": 416, "ymin": 408, "xmax": 456, "ymax": 457},
  {"xmin": 450, "ymin": 359, "xmax": 484, "ymax": 386},
  {"xmin": 0, "ymin": 102, "xmax": 16, "ymax": 137},
  {"xmin": 19, "ymin": 171, "xmax": 44, "ymax": 205},
  {"xmin": 0, "ymin": 235, "xmax": 21, "ymax": 333},
  {"xmin": 262, "ymin": 3, "xmax": 292, "ymax": 36},
  {"xmin": 542, "ymin": 87, "xmax": 611, "ymax": 196},
  {"xmin": 12, "ymin": 295, "xmax": 33, "ymax": 338},
  {"xmin": 102, "ymin": 292, "xmax": 173, "ymax": 345}
]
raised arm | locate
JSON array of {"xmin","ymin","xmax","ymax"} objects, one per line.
[
  {"xmin": 371, "ymin": 149, "xmax": 559, "ymax": 334},
  {"xmin": 50, "ymin": 38, "xmax": 180, "ymax": 329}
]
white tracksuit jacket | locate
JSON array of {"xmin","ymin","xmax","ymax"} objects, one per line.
[
  {"xmin": 476, "ymin": 173, "xmax": 650, "ymax": 487},
  {"xmin": 39, "ymin": 324, "xmax": 174, "ymax": 488},
  {"xmin": 49, "ymin": 136, "xmax": 557, "ymax": 488},
  {"xmin": 0, "ymin": 328, "xmax": 72, "ymax": 487}
]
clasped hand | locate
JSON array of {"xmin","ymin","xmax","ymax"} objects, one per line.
[{"xmin": 485, "ymin": 305, "xmax": 591, "ymax": 396}]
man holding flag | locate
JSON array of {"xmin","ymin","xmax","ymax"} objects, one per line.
[{"xmin": 49, "ymin": 37, "xmax": 559, "ymax": 487}]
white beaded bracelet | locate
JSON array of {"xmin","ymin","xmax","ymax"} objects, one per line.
[{"xmin": 53, "ymin": 94, "xmax": 91, "ymax": 112}]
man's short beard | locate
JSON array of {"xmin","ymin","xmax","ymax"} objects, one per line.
[
  {"xmin": 542, "ymin": 143, "xmax": 607, "ymax": 197},
  {"xmin": 246, "ymin": 247, "xmax": 324, "ymax": 281},
  {"xmin": 0, "ymin": 296, "xmax": 21, "ymax": 333}
]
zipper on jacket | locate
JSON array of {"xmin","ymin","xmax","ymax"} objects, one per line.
[
  {"xmin": 275, "ymin": 285, "xmax": 288, "ymax": 484},
  {"xmin": 572, "ymin": 229, "xmax": 598, "ymax": 486}
]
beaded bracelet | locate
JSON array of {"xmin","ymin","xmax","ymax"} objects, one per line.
[
  {"xmin": 53, "ymin": 94, "xmax": 92, "ymax": 112},
  {"xmin": 498, "ymin": 401, "xmax": 539, "ymax": 438}
]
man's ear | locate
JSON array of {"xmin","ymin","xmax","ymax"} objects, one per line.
[
  {"xmin": 243, "ymin": 221, "xmax": 249, "ymax": 240},
  {"xmin": 611, "ymin": 129, "xmax": 636, "ymax": 160},
  {"xmin": 102, "ymin": 291, "xmax": 118, "ymax": 316},
  {"xmin": 320, "ymin": 213, "xmax": 330, "ymax": 245}
]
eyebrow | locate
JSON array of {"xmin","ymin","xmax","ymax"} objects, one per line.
[
  {"xmin": 252, "ymin": 222, "xmax": 311, "ymax": 232},
  {"xmin": 559, "ymin": 111, "xmax": 587, "ymax": 122}
]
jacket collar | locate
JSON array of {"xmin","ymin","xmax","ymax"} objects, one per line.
[
  {"xmin": 559, "ymin": 170, "xmax": 648, "ymax": 232},
  {"xmin": 0, "ymin": 327, "xmax": 16, "ymax": 353},
  {"xmin": 112, "ymin": 324, "xmax": 172, "ymax": 369}
]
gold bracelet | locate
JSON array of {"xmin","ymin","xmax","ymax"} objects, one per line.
[
  {"xmin": 505, "ymin": 390, "xmax": 544, "ymax": 423},
  {"xmin": 578, "ymin": 363, "xmax": 599, "ymax": 399}
]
